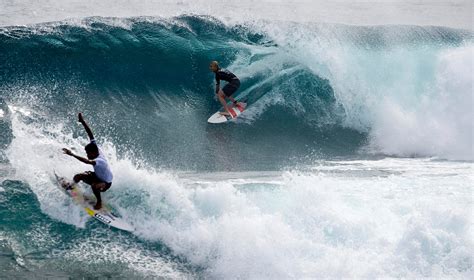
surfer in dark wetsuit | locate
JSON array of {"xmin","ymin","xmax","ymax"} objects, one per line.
[
  {"xmin": 62, "ymin": 113, "xmax": 113, "ymax": 210},
  {"xmin": 209, "ymin": 61, "xmax": 241, "ymax": 115}
]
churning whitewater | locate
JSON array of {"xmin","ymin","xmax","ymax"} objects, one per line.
[{"xmin": 0, "ymin": 11, "xmax": 472, "ymax": 280}]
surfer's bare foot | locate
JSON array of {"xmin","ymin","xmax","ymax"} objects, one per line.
[
  {"xmin": 219, "ymin": 111, "xmax": 230, "ymax": 116},
  {"xmin": 94, "ymin": 202, "xmax": 102, "ymax": 210}
]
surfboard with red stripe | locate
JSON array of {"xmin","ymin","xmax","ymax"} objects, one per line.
[
  {"xmin": 208, "ymin": 102, "xmax": 247, "ymax": 124},
  {"xmin": 54, "ymin": 173, "xmax": 134, "ymax": 232}
]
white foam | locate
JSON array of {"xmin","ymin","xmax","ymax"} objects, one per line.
[
  {"xmin": 5, "ymin": 102, "xmax": 473, "ymax": 278},
  {"xmin": 245, "ymin": 21, "xmax": 473, "ymax": 160},
  {"xmin": 369, "ymin": 45, "xmax": 474, "ymax": 160},
  {"xmin": 0, "ymin": 0, "xmax": 471, "ymax": 30},
  {"xmin": 6, "ymin": 107, "xmax": 88, "ymax": 227},
  {"xmin": 135, "ymin": 159, "xmax": 472, "ymax": 278},
  {"xmin": 51, "ymin": 235, "xmax": 189, "ymax": 278}
]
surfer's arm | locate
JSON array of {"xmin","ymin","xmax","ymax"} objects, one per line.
[
  {"xmin": 78, "ymin": 113, "xmax": 94, "ymax": 140},
  {"xmin": 62, "ymin": 148, "xmax": 95, "ymax": 165}
]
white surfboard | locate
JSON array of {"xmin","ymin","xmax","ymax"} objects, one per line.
[
  {"xmin": 54, "ymin": 173, "xmax": 134, "ymax": 232},
  {"xmin": 208, "ymin": 102, "xmax": 247, "ymax": 124}
]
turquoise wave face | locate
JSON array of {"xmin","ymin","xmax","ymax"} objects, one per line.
[
  {"xmin": 0, "ymin": 15, "xmax": 472, "ymax": 279},
  {"xmin": 0, "ymin": 15, "xmax": 472, "ymax": 169}
]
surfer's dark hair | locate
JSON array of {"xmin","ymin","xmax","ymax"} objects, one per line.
[{"xmin": 85, "ymin": 142, "xmax": 99, "ymax": 154}]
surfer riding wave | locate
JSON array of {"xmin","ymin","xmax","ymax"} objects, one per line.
[
  {"xmin": 209, "ymin": 61, "xmax": 241, "ymax": 116},
  {"xmin": 62, "ymin": 113, "xmax": 113, "ymax": 210}
]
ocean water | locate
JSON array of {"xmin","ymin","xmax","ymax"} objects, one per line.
[{"xmin": 0, "ymin": 2, "xmax": 473, "ymax": 279}]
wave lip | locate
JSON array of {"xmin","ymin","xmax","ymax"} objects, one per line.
[
  {"xmin": 1, "ymin": 0, "xmax": 472, "ymax": 30},
  {"xmin": 0, "ymin": 16, "xmax": 473, "ymax": 166}
]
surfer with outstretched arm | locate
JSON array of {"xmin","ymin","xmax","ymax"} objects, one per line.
[
  {"xmin": 209, "ymin": 61, "xmax": 241, "ymax": 115},
  {"xmin": 62, "ymin": 113, "xmax": 113, "ymax": 210}
]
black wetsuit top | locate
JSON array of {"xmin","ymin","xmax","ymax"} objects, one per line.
[{"xmin": 215, "ymin": 68, "xmax": 239, "ymax": 94}]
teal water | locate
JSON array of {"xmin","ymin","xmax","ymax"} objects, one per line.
[{"xmin": 0, "ymin": 16, "xmax": 472, "ymax": 278}]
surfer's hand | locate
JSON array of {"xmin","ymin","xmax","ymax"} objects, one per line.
[
  {"xmin": 78, "ymin": 113, "xmax": 84, "ymax": 123},
  {"xmin": 62, "ymin": 148, "xmax": 73, "ymax": 156}
]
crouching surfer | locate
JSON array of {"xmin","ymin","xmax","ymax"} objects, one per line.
[
  {"xmin": 209, "ymin": 61, "xmax": 241, "ymax": 116},
  {"xmin": 62, "ymin": 113, "xmax": 113, "ymax": 210}
]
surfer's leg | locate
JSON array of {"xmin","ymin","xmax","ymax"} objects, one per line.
[
  {"xmin": 75, "ymin": 172, "xmax": 107, "ymax": 209},
  {"xmin": 73, "ymin": 171, "xmax": 94, "ymax": 184},
  {"xmin": 73, "ymin": 173, "xmax": 85, "ymax": 183},
  {"xmin": 217, "ymin": 90, "xmax": 231, "ymax": 115},
  {"xmin": 91, "ymin": 184, "xmax": 102, "ymax": 210},
  {"xmin": 228, "ymin": 96, "xmax": 238, "ymax": 105},
  {"xmin": 91, "ymin": 182, "xmax": 111, "ymax": 209},
  {"xmin": 223, "ymin": 80, "xmax": 240, "ymax": 106}
]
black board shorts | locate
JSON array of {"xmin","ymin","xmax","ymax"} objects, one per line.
[
  {"xmin": 81, "ymin": 171, "xmax": 112, "ymax": 192},
  {"xmin": 222, "ymin": 79, "xmax": 240, "ymax": 97}
]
